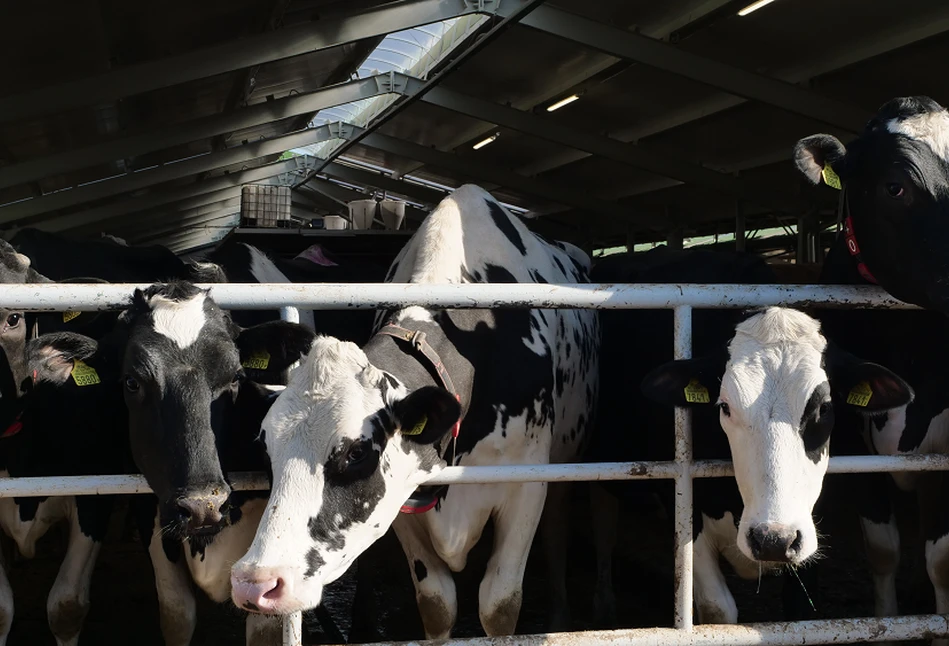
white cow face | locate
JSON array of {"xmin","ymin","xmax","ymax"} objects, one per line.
[
  {"xmin": 231, "ymin": 337, "xmax": 460, "ymax": 614},
  {"xmin": 643, "ymin": 308, "xmax": 913, "ymax": 566}
]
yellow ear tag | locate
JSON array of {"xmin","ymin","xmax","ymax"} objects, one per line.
[
  {"xmin": 683, "ymin": 379, "xmax": 710, "ymax": 404},
  {"xmin": 62, "ymin": 311, "xmax": 80, "ymax": 323},
  {"xmin": 847, "ymin": 381, "xmax": 873, "ymax": 407},
  {"xmin": 404, "ymin": 415, "xmax": 427, "ymax": 436},
  {"xmin": 241, "ymin": 351, "xmax": 271, "ymax": 370},
  {"xmin": 71, "ymin": 359, "xmax": 100, "ymax": 387},
  {"xmin": 821, "ymin": 163, "xmax": 842, "ymax": 190}
]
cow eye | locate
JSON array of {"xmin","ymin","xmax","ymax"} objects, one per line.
[
  {"xmin": 718, "ymin": 402, "xmax": 731, "ymax": 417},
  {"xmin": 124, "ymin": 376, "xmax": 140, "ymax": 393},
  {"xmin": 232, "ymin": 370, "xmax": 244, "ymax": 385},
  {"xmin": 885, "ymin": 183, "xmax": 904, "ymax": 198},
  {"xmin": 6, "ymin": 313, "xmax": 20, "ymax": 328},
  {"xmin": 819, "ymin": 401, "xmax": 832, "ymax": 417},
  {"xmin": 346, "ymin": 440, "xmax": 370, "ymax": 466}
]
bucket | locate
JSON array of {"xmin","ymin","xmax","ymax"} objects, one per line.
[
  {"xmin": 323, "ymin": 215, "xmax": 348, "ymax": 230},
  {"xmin": 379, "ymin": 200, "xmax": 406, "ymax": 230},
  {"xmin": 348, "ymin": 200, "xmax": 376, "ymax": 230}
]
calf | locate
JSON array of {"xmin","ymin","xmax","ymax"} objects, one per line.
[
  {"xmin": 796, "ymin": 96, "xmax": 949, "ymax": 629},
  {"xmin": 643, "ymin": 307, "xmax": 911, "ymax": 623},
  {"xmin": 229, "ymin": 184, "xmax": 600, "ymax": 638}
]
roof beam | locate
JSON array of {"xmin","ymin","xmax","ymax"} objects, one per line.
[
  {"xmin": 105, "ymin": 198, "xmax": 243, "ymax": 240},
  {"xmin": 35, "ymin": 156, "xmax": 310, "ymax": 233},
  {"xmin": 499, "ymin": 5, "xmax": 871, "ymax": 133},
  {"xmin": 0, "ymin": 73, "xmax": 420, "ymax": 192},
  {"xmin": 345, "ymin": 127, "xmax": 647, "ymax": 225},
  {"xmin": 320, "ymin": 162, "xmax": 447, "ymax": 205},
  {"xmin": 132, "ymin": 211, "xmax": 240, "ymax": 245},
  {"xmin": 517, "ymin": 8, "xmax": 949, "ymax": 179},
  {"xmin": 0, "ymin": 125, "xmax": 347, "ymax": 223},
  {"xmin": 307, "ymin": 178, "xmax": 428, "ymax": 223},
  {"xmin": 419, "ymin": 86, "xmax": 801, "ymax": 212},
  {"xmin": 0, "ymin": 0, "xmax": 479, "ymax": 124}
]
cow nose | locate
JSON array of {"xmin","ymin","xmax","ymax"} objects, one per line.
[
  {"xmin": 177, "ymin": 488, "xmax": 230, "ymax": 531},
  {"xmin": 231, "ymin": 574, "xmax": 289, "ymax": 613},
  {"xmin": 747, "ymin": 523, "xmax": 803, "ymax": 562}
]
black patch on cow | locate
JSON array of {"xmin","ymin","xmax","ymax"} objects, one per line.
[
  {"xmin": 485, "ymin": 200, "xmax": 526, "ymax": 256},
  {"xmin": 305, "ymin": 548, "xmax": 326, "ymax": 578},
  {"xmin": 800, "ymin": 382, "xmax": 833, "ymax": 463},
  {"xmin": 414, "ymin": 559, "xmax": 428, "ymax": 582}
]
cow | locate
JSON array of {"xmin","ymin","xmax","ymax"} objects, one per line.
[
  {"xmin": 586, "ymin": 247, "xmax": 913, "ymax": 625},
  {"xmin": 795, "ymin": 95, "xmax": 949, "ymax": 634},
  {"xmin": 228, "ymin": 184, "xmax": 599, "ymax": 639}
]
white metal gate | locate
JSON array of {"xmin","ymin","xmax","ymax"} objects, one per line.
[{"xmin": 2, "ymin": 281, "xmax": 948, "ymax": 645}]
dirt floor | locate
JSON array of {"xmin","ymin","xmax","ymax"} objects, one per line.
[{"xmin": 2, "ymin": 472, "xmax": 938, "ymax": 645}]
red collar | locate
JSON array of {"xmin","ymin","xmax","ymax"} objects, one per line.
[
  {"xmin": 843, "ymin": 214, "xmax": 878, "ymax": 285},
  {"xmin": 2, "ymin": 413, "xmax": 22, "ymax": 439}
]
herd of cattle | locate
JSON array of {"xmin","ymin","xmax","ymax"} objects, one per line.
[{"xmin": 0, "ymin": 94, "xmax": 946, "ymax": 646}]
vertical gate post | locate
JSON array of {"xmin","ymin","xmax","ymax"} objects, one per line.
[
  {"xmin": 673, "ymin": 305, "xmax": 694, "ymax": 630},
  {"xmin": 282, "ymin": 611, "xmax": 303, "ymax": 646}
]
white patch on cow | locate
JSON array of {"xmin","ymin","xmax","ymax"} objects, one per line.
[
  {"xmin": 187, "ymin": 497, "xmax": 267, "ymax": 603},
  {"xmin": 870, "ymin": 406, "xmax": 949, "ymax": 492},
  {"xmin": 860, "ymin": 515, "xmax": 900, "ymax": 617},
  {"xmin": 243, "ymin": 243, "xmax": 316, "ymax": 332},
  {"xmin": 148, "ymin": 514, "xmax": 197, "ymax": 645},
  {"xmin": 148, "ymin": 292, "xmax": 208, "ymax": 349},
  {"xmin": 693, "ymin": 514, "xmax": 739, "ymax": 624},
  {"xmin": 719, "ymin": 308, "xmax": 829, "ymax": 565},
  {"xmin": 886, "ymin": 111, "xmax": 949, "ymax": 164}
]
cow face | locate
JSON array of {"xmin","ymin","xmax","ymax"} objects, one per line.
[
  {"xmin": 120, "ymin": 282, "xmax": 313, "ymax": 542},
  {"xmin": 0, "ymin": 241, "xmax": 51, "ymax": 399},
  {"xmin": 230, "ymin": 337, "xmax": 461, "ymax": 615},
  {"xmin": 643, "ymin": 308, "xmax": 912, "ymax": 566},
  {"xmin": 795, "ymin": 96, "xmax": 949, "ymax": 310}
]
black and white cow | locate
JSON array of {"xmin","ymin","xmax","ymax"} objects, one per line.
[
  {"xmin": 795, "ymin": 96, "xmax": 949, "ymax": 630},
  {"xmin": 228, "ymin": 184, "xmax": 599, "ymax": 638},
  {"xmin": 588, "ymin": 247, "xmax": 913, "ymax": 624}
]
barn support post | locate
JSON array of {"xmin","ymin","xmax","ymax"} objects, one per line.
[
  {"xmin": 667, "ymin": 226, "xmax": 684, "ymax": 251},
  {"xmin": 673, "ymin": 305, "xmax": 694, "ymax": 630},
  {"xmin": 735, "ymin": 201, "xmax": 746, "ymax": 252}
]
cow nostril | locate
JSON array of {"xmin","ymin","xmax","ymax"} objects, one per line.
[
  {"xmin": 748, "ymin": 529, "xmax": 763, "ymax": 558},
  {"xmin": 789, "ymin": 530, "xmax": 804, "ymax": 556},
  {"xmin": 262, "ymin": 578, "xmax": 285, "ymax": 601}
]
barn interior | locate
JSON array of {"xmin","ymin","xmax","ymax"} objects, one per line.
[{"xmin": 1, "ymin": 0, "xmax": 947, "ymax": 644}]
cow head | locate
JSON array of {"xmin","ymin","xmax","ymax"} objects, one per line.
[
  {"xmin": 119, "ymin": 282, "xmax": 313, "ymax": 541},
  {"xmin": 642, "ymin": 308, "xmax": 912, "ymax": 566},
  {"xmin": 795, "ymin": 96, "xmax": 949, "ymax": 310},
  {"xmin": 0, "ymin": 240, "xmax": 51, "ymax": 399},
  {"xmin": 230, "ymin": 336, "xmax": 461, "ymax": 614}
]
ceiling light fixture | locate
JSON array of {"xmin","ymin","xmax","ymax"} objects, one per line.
[
  {"xmin": 472, "ymin": 134, "xmax": 498, "ymax": 150},
  {"xmin": 738, "ymin": 0, "xmax": 778, "ymax": 16},
  {"xmin": 547, "ymin": 94, "xmax": 580, "ymax": 112}
]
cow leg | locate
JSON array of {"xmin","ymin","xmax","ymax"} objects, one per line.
[
  {"xmin": 47, "ymin": 509, "xmax": 101, "ymax": 646},
  {"xmin": 392, "ymin": 515, "xmax": 457, "ymax": 640},
  {"xmin": 693, "ymin": 528, "xmax": 736, "ymax": 624},
  {"xmin": 923, "ymin": 472, "xmax": 949, "ymax": 646},
  {"xmin": 541, "ymin": 481, "xmax": 571, "ymax": 632},
  {"xmin": 245, "ymin": 613, "xmax": 282, "ymax": 646},
  {"xmin": 479, "ymin": 481, "xmax": 547, "ymax": 636},
  {"xmin": 0, "ymin": 541, "xmax": 13, "ymax": 646},
  {"xmin": 589, "ymin": 483, "xmax": 618, "ymax": 628},
  {"xmin": 148, "ymin": 516, "xmax": 196, "ymax": 646},
  {"xmin": 860, "ymin": 514, "xmax": 900, "ymax": 617}
]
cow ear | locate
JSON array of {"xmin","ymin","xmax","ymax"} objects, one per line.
[
  {"xmin": 235, "ymin": 321, "xmax": 316, "ymax": 376},
  {"xmin": 26, "ymin": 332, "xmax": 98, "ymax": 386},
  {"xmin": 825, "ymin": 345, "xmax": 914, "ymax": 413},
  {"xmin": 794, "ymin": 134, "xmax": 847, "ymax": 186},
  {"xmin": 394, "ymin": 386, "xmax": 462, "ymax": 445},
  {"xmin": 641, "ymin": 353, "xmax": 726, "ymax": 408}
]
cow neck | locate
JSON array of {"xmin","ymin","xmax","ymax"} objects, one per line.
[
  {"xmin": 838, "ymin": 189, "xmax": 879, "ymax": 285},
  {"xmin": 369, "ymin": 317, "xmax": 463, "ymax": 515}
]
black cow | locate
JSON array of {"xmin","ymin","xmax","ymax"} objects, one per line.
[
  {"xmin": 796, "ymin": 96, "xmax": 949, "ymax": 631},
  {"xmin": 588, "ymin": 247, "xmax": 912, "ymax": 625}
]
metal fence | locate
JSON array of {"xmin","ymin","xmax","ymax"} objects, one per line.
[{"xmin": 2, "ymin": 282, "xmax": 947, "ymax": 646}]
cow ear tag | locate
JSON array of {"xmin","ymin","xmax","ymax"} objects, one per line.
[
  {"xmin": 683, "ymin": 379, "xmax": 710, "ymax": 404},
  {"xmin": 821, "ymin": 163, "xmax": 842, "ymax": 190},
  {"xmin": 404, "ymin": 415, "xmax": 427, "ymax": 436},
  {"xmin": 71, "ymin": 359, "xmax": 100, "ymax": 387},
  {"xmin": 62, "ymin": 311, "xmax": 81, "ymax": 323},
  {"xmin": 242, "ymin": 351, "xmax": 271, "ymax": 370},
  {"xmin": 847, "ymin": 381, "xmax": 872, "ymax": 407}
]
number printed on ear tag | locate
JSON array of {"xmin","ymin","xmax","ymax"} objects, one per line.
[
  {"xmin": 847, "ymin": 381, "xmax": 872, "ymax": 407},
  {"xmin": 683, "ymin": 379, "xmax": 710, "ymax": 404}
]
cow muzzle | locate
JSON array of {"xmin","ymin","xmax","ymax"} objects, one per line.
[
  {"xmin": 231, "ymin": 566, "xmax": 314, "ymax": 615},
  {"xmin": 176, "ymin": 486, "xmax": 231, "ymax": 534},
  {"xmin": 746, "ymin": 523, "xmax": 804, "ymax": 563}
]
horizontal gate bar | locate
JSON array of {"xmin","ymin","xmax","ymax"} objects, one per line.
[
  {"xmin": 364, "ymin": 613, "xmax": 949, "ymax": 645},
  {"xmin": 0, "ymin": 283, "xmax": 916, "ymax": 311},
  {"xmin": 3, "ymin": 454, "xmax": 947, "ymax": 497}
]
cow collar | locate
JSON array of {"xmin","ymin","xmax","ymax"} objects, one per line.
[
  {"xmin": 838, "ymin": 188, "xmax": 879, "ymax": 285},
  {"xmin": 373, "ymin": 323, "xmax": 462, "ymax": 515}
]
